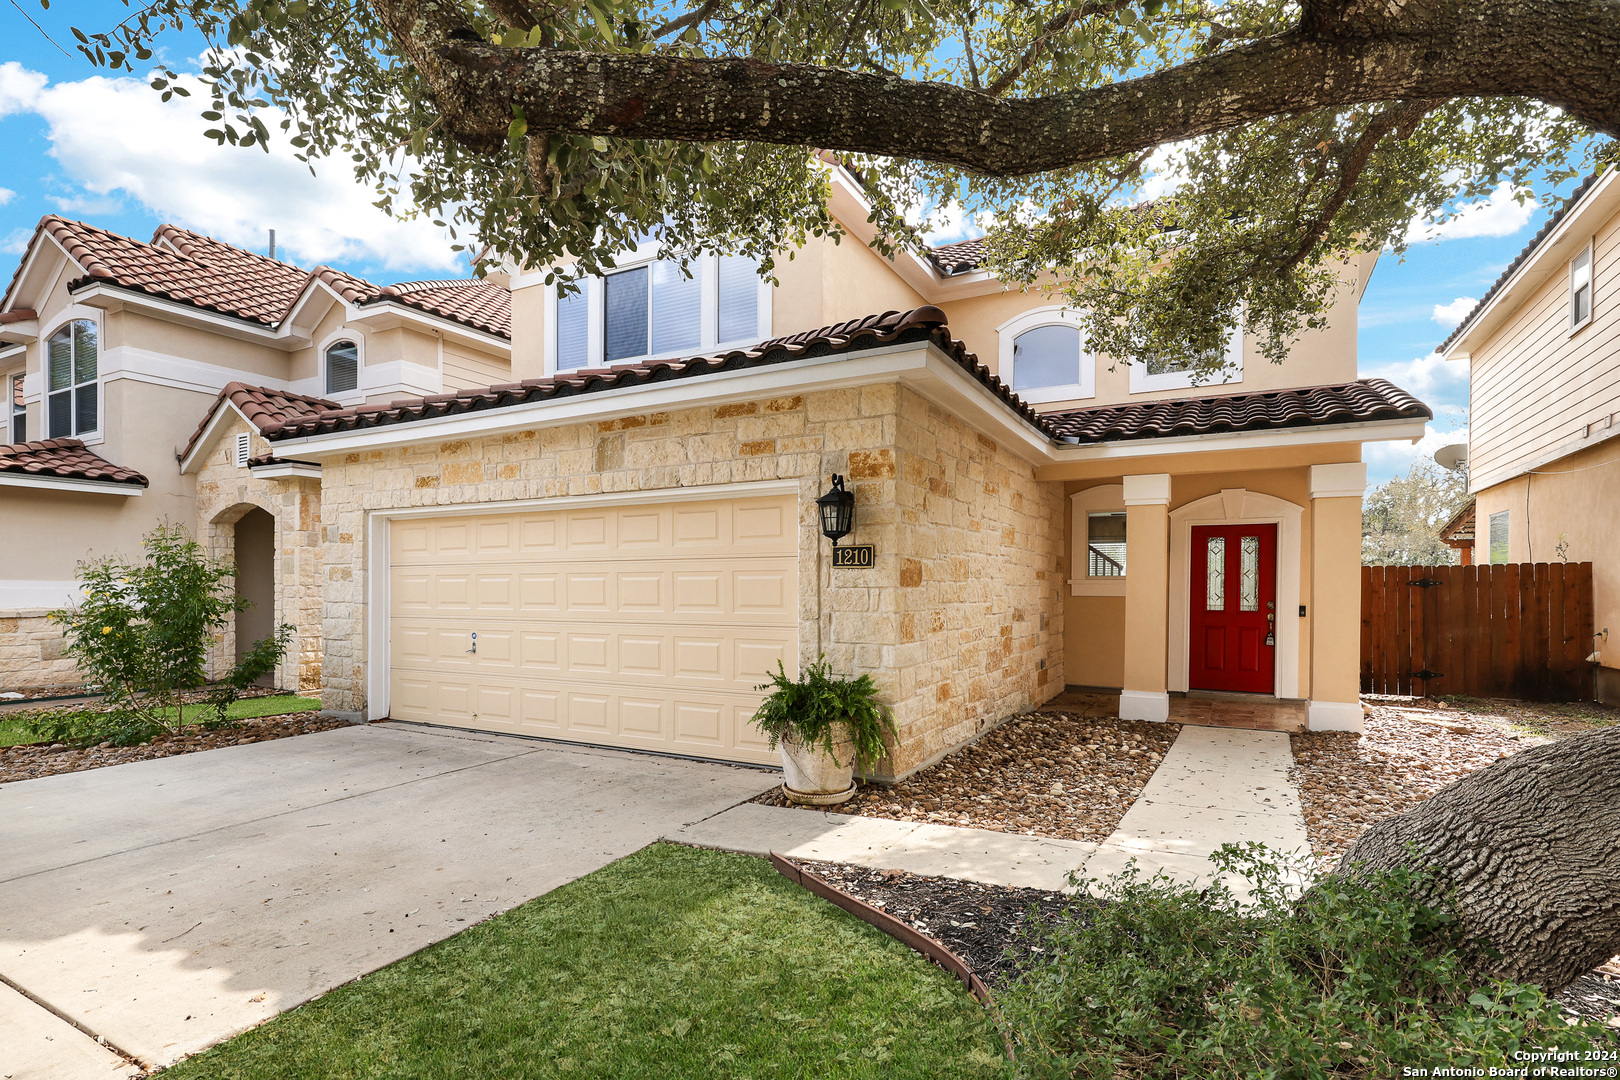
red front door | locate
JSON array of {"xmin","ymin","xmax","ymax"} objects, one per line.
[{"xmin": 1189, "ymin": 524, "xmax": 1277, "ymax": 694}]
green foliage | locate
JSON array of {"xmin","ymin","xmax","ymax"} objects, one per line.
[
  {"xmin": 751, "ymin": 658, "xmax": 895, "ymax": 770},
  {"xmin": 59, "ymin": 1, "xmax": 1614, "ymax": 381},
  {"xmin": 157, "ymin": 843, "xmax": 1006, "ymax": 1079},
  {"xmin": 37, "ymin": 523, "xmax": 294, "ymax": 747},
  {"xmin": 1363, "ymin": 458, "xmax": 1470, "ymax": 566},
  {"xmin": 998, "ymin": 844, "xmax": 1610, "ymax": 1079}
]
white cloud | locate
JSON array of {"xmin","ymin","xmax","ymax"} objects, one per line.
[
  {"xmin": 0, "ymin": 61, "xmax": 46, "ymax": 117},
  {"xmin": 1363, "ymin": 421, "xmax": 1470, "ymax": 481},
  {"xmin": 904, "ymin": 198, "xmax": 986, "ymax": 246},
  {"xmin": 1407, "ymin": 182, "xmax": 1536, "ymax": 244},
  {"xmin": 1431, "ymin": 297, "xmax": 1478, "ymax": 328},
  {"xmin": 1361, "ymin": 350, "xmax": 1470, "ymax": 398},
  {"xmin": 9, "ymin": 65, "xmax": 459, "ymax": 273},
  {"xmin": 1138, "ymin": 141, "xmax": 1193, "ymax": 202},
  {"xmin": 0, "ymin": 228, "xmax": 31, "ymax": 256},
  {"xmin": 0, "ymin": 188, "xmax": 14, "ymax": 207}
]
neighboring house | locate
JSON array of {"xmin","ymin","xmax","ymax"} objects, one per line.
[
  {"xmin": 1438, "ymin": 499, "xmax": 1477, "ymax": 565},
  {"xmin": 0, "ymin": 167, "xmax": 1430, "ymax": 775},
  {"xmin": 1440, "ymin": 166, "xmax": 1620, "ymax": 699}
]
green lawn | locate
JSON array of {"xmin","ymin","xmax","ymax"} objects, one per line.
[
  {"xmin": 159, "ymin": 844, "xmax": 1009, "ymax": 1079},
  {"xmin": 0, "ymin": 694, "xmax": 321, "ymax": 747}
]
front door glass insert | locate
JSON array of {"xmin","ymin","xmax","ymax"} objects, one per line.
[{"xmin": 1205, "ymin": 536, "xmax": 1225, "ymax": 611}]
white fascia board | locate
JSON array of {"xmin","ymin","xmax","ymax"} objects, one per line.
[
  {"xmin": 1442, "ymin": 170, "xmax": 1619, "ymax": 360},
  {"xmin": 270, "ymin": 340, "xmax": 1055, "ymax": 462},
  {"xmin": 0, "ymin": 321, "xmax": 39, "ymax": 345},
  {"xmin": 346, "ymin": 301, "xmax": 512, "ymax": 355},
  {"xmin": 0, "ymin": 473, "xmax": 144, "ymax": 496},
  {"xmin": 69, "ymin": 283, "xmax": 297, "ymax": 348},
  {"xmin": 3, "ymin": 231, "xmax": 63, "ymax": 316},
  {"xmin": 179, "ymin": 400, "xmax": 254, "ymax": 474},
  {"xmin": 1047, "ymin": 416, "xmax": 1430, "ymax": 463},
  {"xmin": 249, "ymin": 461, "xmax": 322, "ymax": 479},
  {"xmin": 825, "ymin": 171, "xmax": 1007, "ymax": 303},
  {"xmin": 0, "ymin": 343, "xmax": 25, "ymax": 361}
]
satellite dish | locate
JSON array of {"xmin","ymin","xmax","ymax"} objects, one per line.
[{"xmin": 1434, "ymin": 443, "xmax": 1468, "ymax": 471}]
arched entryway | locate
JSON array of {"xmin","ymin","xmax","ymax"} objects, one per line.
[{"xmin": 233, "ymin": 507, "xmax": 277, "ymax": 686}]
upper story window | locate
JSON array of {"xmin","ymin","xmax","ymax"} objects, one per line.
[
  {"xmin": 996, "ymin": 307, "xmax": 1093, "ymax": 404},
  {"xmin": 1488, "ymin": 510, "xmax": 1510, "ymax": 564},
  {"xmin": 1571, "ymin": 243, "xmax": 1593, "ymax": 332},
  {"xmin": 553, "ymin": 253, "xmax": 765, "ymax": 372},
  {"xmin": 325, "ymin": 340, "xmax": 359, "ymax": 395},
  {"xmin": 46, "ymin": 319, "xmax": 97, "ymax": 439},
  {"xmin": 8, "ymin": 371, "xmax": 23, "ymax": 444},
  {"xmin": 1130, "ymin": 317, "xmax": 1243, "ymax": 394}
]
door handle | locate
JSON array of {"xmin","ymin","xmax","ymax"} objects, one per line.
[{"xmin": 466, "ymin": 632, "xmax": 477, "ymax": 655}]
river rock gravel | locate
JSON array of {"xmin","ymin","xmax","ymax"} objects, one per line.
[{"xmin": 755, "ymin": 711, "xmax": 1178, "ymax": 842}]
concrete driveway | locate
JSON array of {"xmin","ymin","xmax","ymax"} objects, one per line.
[{"xmin": 0, "ymin": 723, "xmax": 775, "ymax": 1074}]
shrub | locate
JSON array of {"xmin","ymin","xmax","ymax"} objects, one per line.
[
  {"xmin": 996, "ymin": 844, "xmax": 1610, "ymax": 1078},
  {"xmin": 32, "ymin": 523, "xmax": 294, "ymax": 747},
  {"xmin": 751, "ymin": 658, "xmax": 894, "ymax": 771}
]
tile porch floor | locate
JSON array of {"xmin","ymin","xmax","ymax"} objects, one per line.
[{"xmin": 1037, "ymin": 688, "xmax": 1308, "ymax": 733}]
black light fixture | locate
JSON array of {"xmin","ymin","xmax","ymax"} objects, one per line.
[{"xmin": 816, "ymin": 474, "xmax": 855, "ymax": 547}]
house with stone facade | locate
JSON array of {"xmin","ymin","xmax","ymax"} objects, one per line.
[{"xmin": 1, "ymin": 167, "xmax": 1430, "ymax": 776}]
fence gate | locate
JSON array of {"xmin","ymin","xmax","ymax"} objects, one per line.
[{"xmin": 1360, "ymin": 563, "xmax": 1594, "ymax": 701}]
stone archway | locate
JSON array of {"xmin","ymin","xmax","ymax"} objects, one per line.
[{"xmin": 233, "ymin": 507, "xmax": 277, "ymax": 686}]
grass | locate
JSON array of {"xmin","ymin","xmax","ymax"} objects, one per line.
[
  {"xmin": 159, "ymin": 844, "xmax": 1009, "ymax": 1080},
  {"xmin": 1431, "ymin": 693, "xmax": 1620, "ymax": 738},
  {"xmin": 0, "ymin": 693, "xmax": 321, "ymax": 748}
]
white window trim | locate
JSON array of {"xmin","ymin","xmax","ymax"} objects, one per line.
[
  {"xmin": 6, "ymin": 368, "xmax": 25, "ymax": 444},
  {"xmin": 546, "ymin": 245, "xmax": 772, "ymax": 377},
  {"xmin": 1570, "ymin": 239, "xmax": 1594, "ymax": 335},
  {"xmin": 1068, "ymin": 483, "xmax": 1127, "ymax": 596},
  {"xmin": 1129, "ymin": 317, "xmax": 1244, "ymax": 394},
  {"xmin": 40, "ymin": 312, "xmax": 104, "ymax": 446},
  {"xmin": 996, "ymin": 306, "xmax": 1094, "ymax": 404},
  {"xmin": 318, "ymin": 331, "xmax": 366, "ymax": 404}
]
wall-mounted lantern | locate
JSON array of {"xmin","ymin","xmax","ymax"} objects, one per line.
[{"xmin": 816, "ymin": 474, "xmax": 855, "ymax": 547}]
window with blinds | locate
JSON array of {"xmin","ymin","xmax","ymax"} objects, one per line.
[
  {"xmin": 47, "ymin": 320, "xmax": 97, "ymax": 438},
  {"xmin": 325, "ymin": 340, "xmax": 359, "ymax": 395},
  {"xmin": 8, "ymin": 371, "xmax": 23, "ymax": 444}
]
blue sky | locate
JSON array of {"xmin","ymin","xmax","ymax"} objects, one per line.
[{"xmin": 0, "ymin": 3, "xmax": 1576, "ymax": 487}]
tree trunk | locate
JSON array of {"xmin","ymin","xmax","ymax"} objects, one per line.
[{"xmin": 1335, "ymin": 726, "xmax": 1620, "ymax": 995}]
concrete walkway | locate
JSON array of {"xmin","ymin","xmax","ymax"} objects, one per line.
[
  {"xmin": 1078, "ymin": 725, "xmax": 1311, "ymax": 896},
  {"xmin": 671, "ymin": 725, "xmax": 1311, "ymax": 900},
  {"xmin": 0, "ymin": 723, "xmax": 774, "ymax": 1075}
]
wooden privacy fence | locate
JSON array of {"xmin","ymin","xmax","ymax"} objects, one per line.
[{"xmin": 1361, "ymin": 563, "xmax": 1594, "ymax": 701}]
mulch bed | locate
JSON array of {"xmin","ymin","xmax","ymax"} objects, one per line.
[
  {"xmin": 797, "ymin": 860, "xmax": 1081, "ymax": 987},
  {"xmin": 800, "ymin": 861, "xmax": 1620, "ymax": 1026},
  {"xmin": 753, "ymin": 711, "xmax": 1178, "ymax": 843},
  {"xmin": 0, "ymin": 712, "xmax": 350, "ymax": 784}
]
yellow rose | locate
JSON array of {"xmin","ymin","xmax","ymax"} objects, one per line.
[{"xmin": 102, "ymin": 626, "xmax": 113, "ymax": 635}]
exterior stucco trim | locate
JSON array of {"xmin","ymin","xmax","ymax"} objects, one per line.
[
  {"xmin": 1307, "ymin": 699, "xmax": 1365, "ymax": 732},
  {"xmin": 0, "ymin": 472, "xmax": 143, "ymax": 495},
  {"xmin": 1119, "ymin": 689, "xmax": 1170, "ymax": 722}
]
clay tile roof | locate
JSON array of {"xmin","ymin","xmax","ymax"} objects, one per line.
[
  {"xmin": 927, "ymin": 238, "xmax": 990, "ymax": 275},
  {"xmin": 179, "ymin": 382, "xmax": 343, "ymax": 464},
  {"xmin": 265, "ymin": 306, "xmax": 1047, "ymax": 441},
  {"xmin": 1042, "ymin": 378, "xmax": 1432, "ymax": 443},
  {"xmin": 4, "ymin": 217, "xmax": 511, "ymax": 340},
  {"xmin": 1439, "ymin": 167, "xmax": 1611, "ymax": 353},
  {"xmin": 0, "ymin": 438, "xmax": 148, "ymax": 486},
  {"xmin": 0, "ymin": 309, "xmax": 37, "ymax": 324}
]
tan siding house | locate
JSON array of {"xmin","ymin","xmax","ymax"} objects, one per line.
[
  {"xmin": 1, "ymin": 164, "xmax": 1431, "ymax": 776},
  {"xmin": 1441, "ymin": 167, "xmax": 1620, "ymax": 699}
]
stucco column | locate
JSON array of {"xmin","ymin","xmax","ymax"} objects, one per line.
[
  {"xmin": 1308, "ymin": 462, "xmax": 1367, "ymax": 731},
  {"xmin": 1121, "ymin": 473, "xmax": 1171, "ymax": 722}
]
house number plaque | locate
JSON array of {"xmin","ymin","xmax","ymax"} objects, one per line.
[{"xmin": 831, "ymin": 545, "xmax": 875, "ymax": 568}]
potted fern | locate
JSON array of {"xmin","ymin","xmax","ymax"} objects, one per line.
[{"xmin": 751, "ymin": 658, "xmax": 895, "ymax": 805}]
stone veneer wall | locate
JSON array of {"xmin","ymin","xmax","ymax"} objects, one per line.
[
  {"xmin": 314, "ymin": 381, "xmax": 1064, "ymax": 776},
  {"xmin": 0, "ymin": 610, "xmax": 79, "ymax": 692},
  {"xmin": 194, "ymin": 415, "xmax": 325, "ymax": 691}
]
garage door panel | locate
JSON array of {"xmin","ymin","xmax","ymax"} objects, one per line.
[{"xmin": 390, "ymin": 495, "xmax": 796, "ymax": 765}]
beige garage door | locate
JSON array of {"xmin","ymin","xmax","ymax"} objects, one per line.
[{"xmin": 388, "ymin": 494, "xmax": 798, "ymax": 765}]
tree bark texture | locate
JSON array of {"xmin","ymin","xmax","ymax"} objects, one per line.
[
  {"xmin": 1336, "ymin": 726, "xmax": 1620, "ymax": 996},
  {"xmin": 368, "ymin": 0, "xmax": 1620, "ymax": 173}
]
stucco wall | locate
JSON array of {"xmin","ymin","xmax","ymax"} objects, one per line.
[
  {"xmin": 1474, "ymin": 432, "xmax": 1620, "ymax": 698},
  {"xmin": 194, "ymin": 415, "xmax": 325, "ymax": 692},
  {"xmin": 312, "ymin": 382, "xmax": 1063, "ymax": 776}
]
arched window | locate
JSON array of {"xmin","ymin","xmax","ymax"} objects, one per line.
[
  {"xmin": 997, "ymin": 307, "xmax": 1093, "ymax": 403},
  {"xmin": 46, "ymin": 319, "xmax": 97, "ymax": 438},
  {"xmin": 325, "ymin": 340, "xmax": 359, "ymax": 395}
]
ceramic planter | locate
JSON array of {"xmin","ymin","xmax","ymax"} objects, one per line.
[{"xmin": 779, "ymin": 725, "xmax": 857, "ymax": 805}]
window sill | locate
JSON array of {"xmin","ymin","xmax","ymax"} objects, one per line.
[
  {"xmin": 1570, "ymin": 316, "xmax": 1593, "ymax": 338},
  {"xmin": 1016, "ymin": 383, "xmax": 1093, "ymax": 405},
  {"xmin": 1069, "ymin": 576, "xmax": 1127, "ymax": 597}
]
